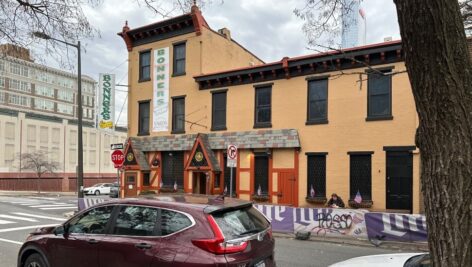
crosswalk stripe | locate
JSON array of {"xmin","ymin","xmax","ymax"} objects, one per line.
[
  {"xmin": 0, "ymin": 219, "xmax": 15, "ymax": 225},
  {"xmin": 41, "ymin": 206, "xmax": 77, "ymax": 210},
  {"xmin": 0, "ymin": 224, "xmax": 59, "ymax": 233},
  {"xmin": 12, "ymin": 202, "xmax": 37, "ymax": 204},
  {"xmin": 12, "ymin": 213, "xmax": 66, "ymax": 221},
  {"xmin": 0, "ymin": 238, "xmax": 23, "ymax": 245},
  {"xmin": 29, "ymin": 197, "xmax": 59, "ymax": 201},
  {"xmin": 0, "ymin": 215, "xmax": 38, "ymax": 222},
  {"xmin": 30, "ymin": 203, "xmax": 69, "ymax": 208}
]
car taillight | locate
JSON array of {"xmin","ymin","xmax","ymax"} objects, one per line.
[
  {"xmin": 192, "ymin": 214, "xmax": 248, "ymax": 255},
  {"xmin": 267, "ymin": 227, "xmax": 273, "ymax": 240}
]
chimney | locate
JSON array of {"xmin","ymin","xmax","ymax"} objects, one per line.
[{"xmin": 218, "ymin": 28, "xmax": 231, "ymax": 40}]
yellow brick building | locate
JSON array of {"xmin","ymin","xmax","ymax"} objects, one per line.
[{"xmin": 119, "ymin": 6, "xmax": 420, "ymax": 213}]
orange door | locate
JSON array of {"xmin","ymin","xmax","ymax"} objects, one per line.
[
  {"xmin": 124, "ymin": 174, "xmax": 137, "ymax": 197},
  {"xmin": 277, "ymin": 172, "xmax": 296, "ymax": 206}
]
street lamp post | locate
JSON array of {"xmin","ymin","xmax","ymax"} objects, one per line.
[{"xmin": 33, "ymin": 32, "xmax": 84, "ymax": 200}]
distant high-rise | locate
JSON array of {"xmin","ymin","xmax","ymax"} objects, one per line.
[{"xmin": 341, "ymin": 0, "xmax": 366, "ymax": 48}]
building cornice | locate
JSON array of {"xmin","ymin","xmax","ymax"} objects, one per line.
[{"xmin": 194, "ymin": 41, "xmax": 403, "ymax": 90}]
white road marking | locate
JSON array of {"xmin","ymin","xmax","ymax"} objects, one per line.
[
  {"xmin": 29, "ymin": 203, "xmax": 68, "ymax": 208},
  {"xmin": 12, "ymin": 213, "xmax": 66, "ymax": 221},
  {"xmin": 20, "ymin": 203, "xmax": 38, "ymax": 205},
  {"xmin": 11, "ymin": 202, "xmax": 37, "ymax": 204},
  {"xmin": 29, "ymin": 197, "xmax": 59, "ymax": 201},
  {"xmin": 0, "ymin": 215, "xmax": 38, "ymax": 222},
  {"xmin": 40, "ymin": 206, "xmax": 77, "ymax": 210},
  {"xmin": 0, "ymin": 219, "xmax": 15, "ymax": 225},
  {"xmin": 0, "ymin": 238, "xmax": 23, "ymax": 245},
  {"xmin": 0, "ymin": 224, "xmax": 59, "ymax": 233}
]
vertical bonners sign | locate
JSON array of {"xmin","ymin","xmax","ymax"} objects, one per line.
[
  {"xmin": 153, "ymin": 47, "xmax": 170, "ymax": 132},
  {"xmin": 98, "ymin": 73, "xmax": 115, "ymax": 130}
]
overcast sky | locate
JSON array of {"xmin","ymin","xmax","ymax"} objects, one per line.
[{"xmin": 73, "ymin": 0, "xmax": 401, "ymax": 127}]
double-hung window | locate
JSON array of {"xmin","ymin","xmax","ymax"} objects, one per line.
[
  {"xmin": 211, "ymin": 90, "xmax": 227, "ymax": 130},
  {"xmin": 254, "ymin": 85, "xmax": 272, "ymax": 128},
  {"xmin": 172, "ymin": 96, "xmax": 185, "ymax": 133},
  {"xmin": 173, "ymin": 42, "xmax": 186, "ymax": 76},
  {"xmin": 138, "ymin": 100, "xmax": 150, "ymax": 135},
  {"xmin": 139, "ymin": 50, "xmax": 151, "ymax": 82},
  {"xmin": 367, "ymin": 69, "xmax": 392, "ymax": 120},
  {"xmin": 307, "ymin": 78, "xmax": 328, "ymax": 124}
]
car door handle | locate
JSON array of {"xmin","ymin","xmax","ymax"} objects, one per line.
[
  {"xmin": 135, "ymin": 243, "xmax": 152, "ymax": 249},
  {"xmin": 87, "ymin": 239, "xmax": 99, "ymax": 244}
]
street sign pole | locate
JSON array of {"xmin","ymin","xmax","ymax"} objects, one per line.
[
  {"xmin": 229, "ymin": 167, "xmax": 233, "ymax": 198},
  {"xmin": 227, "ymin": 144, "xmax": 238, "ymax": 198}
]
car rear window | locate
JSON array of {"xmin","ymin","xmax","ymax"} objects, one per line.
[{"xmin": 212, "ymin": 206, "xmax": 270, "ymax": 240}]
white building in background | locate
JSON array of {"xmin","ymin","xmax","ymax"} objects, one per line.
[
  {"xmin": 0, "ymin": 44, "xmax": 127, "ymax": 177},
  {"xmin": 341, "ymin": 0, "xmax": 366, "ymax": 49}
]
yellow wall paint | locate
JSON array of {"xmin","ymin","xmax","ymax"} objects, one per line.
[
  {"xmin": 273, "ymin": 149, "xmax": 294, "ymax": 168},
  {"xmin": 272, "ymin": 172, "xmax": 278, "ymax": 192},
  {"xmin": 239, "ymin": 150, "xmax": 251, "ymax": 168},
  {"xmin": 239, "ymin": 172, "xmax": 250, "ymax": 191},
  {"xmin": 239, "ymin": 194, "xmax": 250, "ymax": 201}
]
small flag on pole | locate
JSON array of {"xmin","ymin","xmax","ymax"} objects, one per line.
[
  {"xmin": 159, "ymin": 180, "xmax": 163, "ymax": 189},
  {"xmin": 174, "ymin": 181, "xmax": 178, "ymax": 191},
  {"xmin": 310, "ymin": 185, "xmax": 315, "ymax": 198},
  {"xmin": 257, "ymin": 184, "xmax": 262, "ymax": 196},
  {"xmin": 224, "ymin": 185, "xmax": 228, "ymax": 195},
  {"xmin": 354, "ymin": 190, "xmax": 362, "ymax": 204}
]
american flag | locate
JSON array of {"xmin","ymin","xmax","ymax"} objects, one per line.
[
  {"xmin": 159, "ymin": 180, "xmax": 163, "ymax": 189},
  {"xmin": 257, "ymin": 184, "xmax": 262, "ymax": 196},
  {"xmin": 174, "ymin": 181, "xmax": 178, "ymax": 191},
  {"xmin": 310, "ymin": 185, "xmax": 315, "ymax": 198},
  {"xmin": 224, "ymin": 185, "xmax": 228, "ymax": 195},
  {"xmin": 354, "ymin": 190, "xmax": 362, "ymax": 204}
]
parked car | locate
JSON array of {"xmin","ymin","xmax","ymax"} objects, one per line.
[
  {"xmin": 109, "ymin": 182, "xmax": 120, "ymax": 198},
  {"xmin": 83, "ymin": 183, "xmax": 114, "ymax": 195},
  {"xmin": 329, "ymin": 253, "xmax": 430, "ymax": 267},
  {"xmin": 17, "ymin": 195, "xmax": 275, "ymax": 267}
]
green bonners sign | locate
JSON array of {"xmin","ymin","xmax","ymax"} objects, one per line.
[
  {"xmin": 98, "ymin": 73, "xmax": 115, "ymax": 130},
  {"xmin": 153, "ymin": 47, "xmax": 169, "ymax": 131}
]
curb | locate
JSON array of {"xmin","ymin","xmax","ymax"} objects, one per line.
[{"xmin": 273, "ymin": 232, "xmax": 429, "ymax": 252}]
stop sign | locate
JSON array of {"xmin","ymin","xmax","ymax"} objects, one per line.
[{"xmin": 111, "ymin": 150, "xmax": 125, "ymax": 168}]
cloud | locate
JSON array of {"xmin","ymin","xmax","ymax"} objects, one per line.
[{"xmin": 53, "ymin": 0, "xmax": 400, "ymax": 127}]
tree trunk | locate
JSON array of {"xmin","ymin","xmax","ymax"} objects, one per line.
[{"xmin": 394, "ymin": 1, "xmax": 472, "ymax": 266}]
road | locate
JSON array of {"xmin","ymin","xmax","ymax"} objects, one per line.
[{"xmin": 0, "ymin": 195, "xmax": 418, "ymax": 267}]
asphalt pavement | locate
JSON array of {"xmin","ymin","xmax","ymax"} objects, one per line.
[{"xmin": 0, "ymin": 195, "xmax": 420, "ymax": 267}]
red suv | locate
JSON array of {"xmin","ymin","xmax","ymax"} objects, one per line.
[{"xmin": 17, "ymin": 195, "xmax": 276, "ymax": 267}]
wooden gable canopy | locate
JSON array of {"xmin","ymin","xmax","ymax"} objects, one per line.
[{"xmin": 185, "ymin": 133, "xmax": 221, "ymax": 172}]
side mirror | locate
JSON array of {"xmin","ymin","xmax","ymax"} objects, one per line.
[{"xmin": 54, "ymin": 225, "xmax": 67, "ymax": 236}]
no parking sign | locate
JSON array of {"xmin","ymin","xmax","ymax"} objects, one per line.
[{"xmin": 227, "ymin": 144, "xmax": 237, "ymax": 168}]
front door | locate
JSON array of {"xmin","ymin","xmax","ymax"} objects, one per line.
[
  {"xmin": 277, "ymin": 171, "xmax": 296, "ymax": 206},
  {"xmin": 386, "ymin": 151, "xmax": 413, "ymax": 211},
  {"xmin": 192, "ymin": 172, "xmax": 207, "ymax": 194},
  {"xmin": 124, "ymin": 174, "xmax": 137, "ymax": 197}
]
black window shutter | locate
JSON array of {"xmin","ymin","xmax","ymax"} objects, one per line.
[{"xmin": 349, "ymin": 154, "xmax": 372, "ymax": 200}]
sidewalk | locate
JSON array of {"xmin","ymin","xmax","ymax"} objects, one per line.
[
  {"xmin": 0, "ymin": 190, "xmax": 77, "ymax": 197},
  {"xmin": 273, "ymin": 232, "xmax": 429, "ymax": 252}
]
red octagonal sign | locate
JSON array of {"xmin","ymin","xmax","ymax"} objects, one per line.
[{"xmin": 111, "ymin": 150, "xmax": 125, "ymax": 168}]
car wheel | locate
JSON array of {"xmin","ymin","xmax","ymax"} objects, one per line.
[
  {"xmin": 94, "ymin": 190, "xmax": 100, "ymax": 196},
  {"xmin": 24, "ymin": 253, "xmax": 47, "ymax": 267}
]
